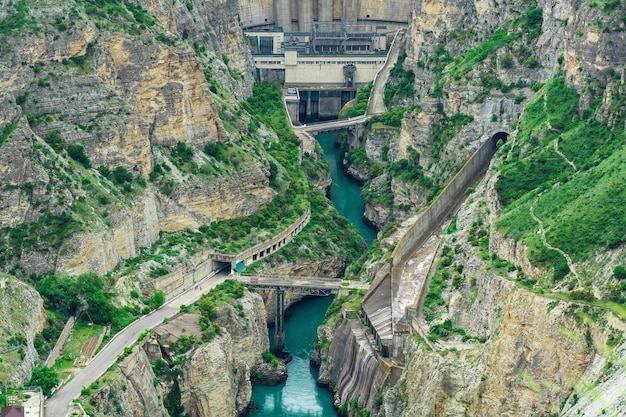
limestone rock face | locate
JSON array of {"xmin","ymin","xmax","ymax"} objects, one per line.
[
  {"xmin": 0, "ymin": 0, "xmax": 270, "ymax": 276},
  {"xmin": 88, "ymin": 291, "xmax": 269, "ymax": 417},
  {"xmin": 181, "ymin": 333, "xmax": 244, "ymax": 417},
  {"xmin": 392, "ymin": 289, "xmax": 595, "ymax": 417},
  {"xmin": 96, "ymin": 34, "xmax": 221, "ymax": 149},
  {"xmin": 103, "ymin": 347, "xmax": 165, "ymax": 417},
  {"xmin": 0, "ymin": 275, "xmax": 45, "ymax": 386}
]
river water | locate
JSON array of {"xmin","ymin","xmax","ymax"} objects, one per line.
[
  {"xmin": 250, "ymin": 130, "xmax": 376, "ymax": 416},
  {"xmin": 315, "ymin": 132, "xmax": 378, "ymax": 245},
  {"xmin": 250, "ymin": 297, "xmax": 336, "ymax": 416}
]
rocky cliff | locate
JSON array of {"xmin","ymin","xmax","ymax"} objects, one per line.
[
  {"xmin": 0, "ymin": 274, "xmax": 46, "ymax": 386},
  {"xmin": 0, "ymin": 0, "xmax": 270, "ymax": 277},
  {"xmin": 85, "ymin": 288, "xmax": 273, "ymax": 416},
  {"xmin": 318, "ymin": 0, "xmax": 626, "ymax": 416}
]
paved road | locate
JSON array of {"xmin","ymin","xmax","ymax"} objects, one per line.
[{"xmin": 45, "ymin": 270, "xmax": 230, "ymax": 417}]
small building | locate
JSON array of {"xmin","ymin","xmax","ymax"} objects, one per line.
[{"xmin": 1, "ymin": 406, "xmax": 25, "ymax": 417}]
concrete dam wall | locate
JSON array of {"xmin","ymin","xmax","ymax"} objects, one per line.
[{"xmin": 239, "ymin": 0, "xmax": 412, "ymax": 30}]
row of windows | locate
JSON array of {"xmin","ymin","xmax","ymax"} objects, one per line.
[
  {"xmin": 297, "ymin": 60, "xmax": 384, "ymax": 65},
  {"xmin": 255, "ymin": 60, "xmax": 384, "ymax": 65}
]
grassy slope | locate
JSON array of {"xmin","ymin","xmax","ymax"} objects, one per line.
[{"xmin": 495, "ymin": 76, "xmax": 626, "ymax": 287}]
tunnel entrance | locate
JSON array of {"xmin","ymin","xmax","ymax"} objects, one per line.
[
  {"xmin": 214, "ymin": 260, "xmax": 232, "ymax": 274},
  {"xmin": 491, "ymin": 131, "xmax": 509, "ymax": 149}
]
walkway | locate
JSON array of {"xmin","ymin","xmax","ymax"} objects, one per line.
[
  {"xmin": 367, "ymin": 29, "xmax": 405, "ymax": 116},
  {"xmin": 45, "ymin": 270, "xmax": 230, "ymax": 417},
  {"xmin": 529, "ymin": 200, "xmax": 580, "ymax": 285},
  {"xmin": 293, "ymin": 115, "xmax": 367, "ymax": 133}
]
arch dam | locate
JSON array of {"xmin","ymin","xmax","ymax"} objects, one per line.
[{"xmin": 360, "ymin": 131, "xmax": 510, "ymax": 358}]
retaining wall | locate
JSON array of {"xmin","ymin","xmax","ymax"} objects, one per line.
[
  {"xmin": 45, "ymin": 317, "xmax": 76, "ymax": 366},
  {"xmin": 360, "ymin": 132, "xmax": 507, "ymax": 355},
  {"xmin": 391, "ymin": 133, "xmax": 504, "ymax": 273},
  {"xmin": 155, "ymin": 209, "xmax": 311, "ymax": 299}
]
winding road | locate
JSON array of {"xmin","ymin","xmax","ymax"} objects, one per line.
[{"xmin": 45, "ymin": 270, "xmax": 230, "ymax": 417}]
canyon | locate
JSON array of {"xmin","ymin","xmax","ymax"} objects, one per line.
[{"xmin": 0, "ymin": 0, "xmax": 625, "ymax": 416}]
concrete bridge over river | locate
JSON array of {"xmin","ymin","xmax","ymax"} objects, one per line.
[{"xmin": 235, "ymin": 274, "xmax": 369, "ymax": 351}]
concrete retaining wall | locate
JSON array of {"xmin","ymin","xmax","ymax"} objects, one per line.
[
  {"xmin": 153, "ymin": 250, "xmax": 216, "ymax": 300},
  {"xmin": 45, "ymin": 317, "xmax": 76, "ymax": 366},
  {"xmin": 391, "ymin": 133, "xmax": 504, "ymax": 271},
  {"xmin": 240, "ymin": 0, "xmax": 411, "ymax": 30},
  {"xmin": 154, "ymin": 209, "xmax": 311, "ymax": 299},
  {"xmin": 360, "ymin": 132, "xmax": 507, "ymax": 356}
]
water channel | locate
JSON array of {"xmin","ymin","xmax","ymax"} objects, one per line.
[{"xmin": 250, "ymin": 130, "xmax": 376, "ymax": 416}]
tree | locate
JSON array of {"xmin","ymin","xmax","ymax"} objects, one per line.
[
  {"xmin": 37, "ymin": 275, "xmax": 79, "ymax": 314},
  {"xmin": 613, "ymin": 265, "xmax": 626, "ymax": 280},
  {"xmin": 112, "ymin": 166, "xmax": 133, "ymax": 184},
  {"xmin": 27, "ymin": 366, "xmax": 59, "ymax": 396},
  {"xmin": 67, "ymin": 144, "xmax": 91, "ymax": 168}
]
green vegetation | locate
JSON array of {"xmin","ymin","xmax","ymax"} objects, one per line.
[
  {"xmin": 384, "ymin": 54, "xmax": 415, "ymax": 106},
  {"xmin": 27, "ymin": 366, "xmax": 59, "ymax": 396},
  {"xmin": 430, "ymin": 111, "xmax": 474, "ymax": 162},
  {"xmin": 366, "ymin": 106, "xmax": 413, "ymax": 129},
  {"xmin": 67, "ymin": 144, "xmax": 92, "ymax": 168},
  {"xmin": 346, "ymin": 82, "xmax": 373, "ymax": 118},
  {"xmin": 44, "ymin": 130, "xmax": 66, "ymax": 152},
  {"xmin": 429, "ymin": 319, "xmax": 485, "ymax": 343},
  {"xmin": 496, "ymin": 76, "xmax": 626, "ymax": 281},
  {"xmin": 0, "ymin": 211, "xmax": 83, "ymax": 272},
  {"xmin": 344, "ymin": 147, "xmax": 369, "ymax": 170},
  {"xmin": 36, "ymin": 273, "xmax": 145, "ymax": 333},
  {"xmin": 428, "ymin": 5, "xmax": 543, "ymax": 98},
  {"xmin": 0, "ymin": 123, "xmax": 19, "ymax": 148}
]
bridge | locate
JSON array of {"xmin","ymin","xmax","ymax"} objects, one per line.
[{"xmin": 234, "ymin": 274, "xmax": 369, "ymax": 352}]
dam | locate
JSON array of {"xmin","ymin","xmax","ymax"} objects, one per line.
[{"xmin": 241, "ymin": 0, "xmax": 411, "ymax": 122}]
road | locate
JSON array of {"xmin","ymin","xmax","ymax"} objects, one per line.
[{"xmin": 45, "ymin": 270, "xmax": 230, "ymax": 417}]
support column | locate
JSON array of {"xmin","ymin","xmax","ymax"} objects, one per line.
[
  {"xmin": 273, "ymin": 288, "xmax": 286, "ymax": 353},
  {"xmin": 298, "ymin": 0, "xmax": 312, "ymax": 32},
  {"xmin": 318, "ymin": 0, "xmax": 332, "ymax": 22},
  {"xmin": 275, "ymin": 0, "xmax": 291, "ymax": 31}
]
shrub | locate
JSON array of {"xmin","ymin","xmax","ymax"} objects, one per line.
[
  {"xmin": 67, "ymin": 144, "xmax": 91, "ymax": 168},
  {"xmin": 98, "ymin": 165, "xmax": 111, "ymax": 177},
  {"xmin": 204, "ymin": 142, "xmax": 224, "ymax": 161},
  {"xmin": 44, "ymin": 130, "xmax": 65, "ymax": 152},
  {"xmin": 614, "ymin": 265, "xmax": 626, "ymax": 280},
  {"xmin": 112, "ymin": 166, "xmax": 133, "ymax": 184},
  {"xmin": 27, "ymin": 366, "xmax": 59, "ymax": 396}
]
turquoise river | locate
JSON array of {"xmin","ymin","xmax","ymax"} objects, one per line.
[{"xmin": 249, "ymin": 131, "xmax": 377, "ymax": 416}]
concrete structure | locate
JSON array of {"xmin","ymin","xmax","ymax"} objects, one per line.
[
  {"xmin": 360, "ymin": 131, "xmax": 509, "ymax": 357},
  {"xmin": 235, "ymin": 274, "xmax": 369, "ymax": 352},
  {"xmin": 3, "ymin": 388, "xmax": 42, "ymax": 417},
  {"xmin": 208, "ymin": 209, "xmax": 311, "ymax": 272},
  {"xmin": 239, "ymin": 0, "xmax": 412, "ymax": 32}
]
